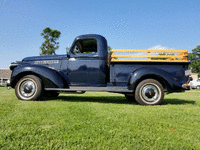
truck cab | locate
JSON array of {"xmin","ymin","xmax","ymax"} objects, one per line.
[
  {"xmin": 7, "ymin": 34, "xmax": 191, "ymax": 105},
  {"xmin": 63, "ymin": 34, "xmax": 108, "ymax": 86}
]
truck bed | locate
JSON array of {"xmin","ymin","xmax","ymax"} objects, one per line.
[
  {"xmin": 110, "ymin": 61, "xmax": 189, "ymax": 86},
  {"xmin": 110, "ymin": 49, "xmax": 189, "ymax": 87}
]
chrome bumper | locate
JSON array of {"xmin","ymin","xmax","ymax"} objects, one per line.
[
  {"xmin": 6, "ymin": 83, "xmax": 11, "ymax": 90},
  {"xmin": 182, "ymin": 84, "xmax": 190, "ymax": 90}
]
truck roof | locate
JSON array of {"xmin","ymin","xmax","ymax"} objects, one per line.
[{"xmin": 71, "ymin": 34, "xmax": 108, "ymax": 58}]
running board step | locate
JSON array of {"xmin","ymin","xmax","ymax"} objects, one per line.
[{"xmin": 45, "ymin": 86, "xmax": 133, "ymax": 93}]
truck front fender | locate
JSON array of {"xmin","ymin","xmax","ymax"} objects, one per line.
[
  {"xmin": 128, "ymin": 67, "xmax": 182, "ymax": 92},
  {"xmin": 11, "ymin": 65, "xmax": 66, "ymax": 89}
]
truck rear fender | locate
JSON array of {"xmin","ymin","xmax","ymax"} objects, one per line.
[
  {"xmin": 128, "ymin": 67, "xmax": 181, "ymax": 92},
  {"xmin": 11, "ymin": 65, "xmax": 67, "ymax": 89}
]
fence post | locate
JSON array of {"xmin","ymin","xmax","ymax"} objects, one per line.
[{"xmin": 148, "ymin": 51, "xmax": 151, "ymax": 60}]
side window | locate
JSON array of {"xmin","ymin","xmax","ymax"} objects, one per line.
[{"xmin": 73, "ymin": 39, "xmax": 97, "ymax": 54}]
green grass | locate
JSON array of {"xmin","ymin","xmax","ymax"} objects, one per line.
[{"xmin": 0, "ymin": 85, "xmax": 200, "ymax": 149}]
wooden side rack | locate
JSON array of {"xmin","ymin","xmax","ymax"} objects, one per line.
[{"xmin": 111, "ymin": 49, "xmax": 188, "ymax": 62}]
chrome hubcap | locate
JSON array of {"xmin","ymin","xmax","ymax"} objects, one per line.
[
  {"xmin": 141, "ymin": 85, "xmax": 160, "ymax": 102},
  {"xmin": 20, "ymin": 80, "xmax": 36, "ymax": 97}
]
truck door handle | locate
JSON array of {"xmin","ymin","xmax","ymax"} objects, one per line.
[
  {"xmin": 69, "ymin": 58, "xmax": 76, "ymax": 61},
  {"xmin": 93, "ymin": 55, "xmax": 98, "ymax": 58}
]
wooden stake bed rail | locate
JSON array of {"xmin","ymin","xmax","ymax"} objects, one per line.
[{"xmin": 111, "ymin": 49, "xmax": 188, "ymax": 62}]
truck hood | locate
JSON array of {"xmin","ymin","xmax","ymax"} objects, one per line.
[
  {"xmin": 22, "ymin": 55, "xmax": 66, "ymax": 61},
  {"xmin": 9, "ymin": 55, "xmax": 66, "ymax": 70}
]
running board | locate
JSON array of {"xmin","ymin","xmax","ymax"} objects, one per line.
[{"xmin": 45, "ymin": 86, "xmax": 133, "ymax": 93}]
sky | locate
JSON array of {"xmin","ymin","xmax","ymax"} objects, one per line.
[{"xmin": 0, "ymin": 0, "xmax": 200, "ymax": 69}]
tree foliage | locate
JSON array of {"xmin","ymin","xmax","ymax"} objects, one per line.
[
  {"xmin": 189, "ymin": 45, "xmax": 200, "ymax": 76},
  {"xmin": 66, "ymin": 46, "xmax": 70, "ymax": 54},
  {"xmin": 40, "ymin": 27, "xmax": 61, "ymax": 55},
  {"xmin": 151, "ymin": 53, "xmax": 174, "ymax": 60},
  {"xmin": 151, "ymin": 53, "xmax": 167, "ymax": 60},
  {"xmin": 107, "ymin": 46, "xmax": 112, "ymax": 65}
]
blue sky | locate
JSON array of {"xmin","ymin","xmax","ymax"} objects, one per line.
[{"xmin": 0, "ymin": 0, "xmax": 199, "ymax": 69}]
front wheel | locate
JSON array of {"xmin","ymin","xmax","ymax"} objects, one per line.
[
  {"xmin": 15, "ymin": 75, "xmax": 43, "ymax": 101},
  {"xmin": 197, "ymin": 86, "xmax": 200, "ymax": 89},
  {"xmin": 135, "ymin": 79, "xmax": 164, "ymax": 105}
]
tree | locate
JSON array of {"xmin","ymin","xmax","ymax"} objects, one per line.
[
  {"xmin": 107, "ymin": 46, "xmax": 112, "ymax": 65},
  {"xmin": 66, "ymin": 46, "xmax": 70, "ymax": 54},
  {"xmin": 40, "ymin": 27, "xmax": 61, "ymax": 55},
  {"xmin": 189, "ymin": 45, "xmax": 200, "ymax": 76},
  {"xmin": 151, "ymin": 53, "xmax": 168, "ymax": 60}
]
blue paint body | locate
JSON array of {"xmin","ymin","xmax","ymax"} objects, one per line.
[
  {"xmin": 110, "ymin": 61, "xmax": 189, "ymax": 92},
  {"xmin": 9, "ymin": 34, "xmax": 190, "ymax": 93}
]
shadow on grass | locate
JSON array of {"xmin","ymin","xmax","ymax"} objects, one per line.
[
  {"xmin": 42, "ymin": 95, "xmax": 137, "ymax": 105},
  {"xmin": 162, "ymin": 98, "xmax": 195, "ymax": 105},
  {"xmin": 41, "ymin": 95, "xmax": 196, "ymax": 105}
]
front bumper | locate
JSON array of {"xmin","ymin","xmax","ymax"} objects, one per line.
[{"xmin": 6, "ymin": 82, "xmax": 11, "ymax": 90}]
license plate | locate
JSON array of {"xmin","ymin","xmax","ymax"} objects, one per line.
[{"xmin": 185, "ymin": 69, "xmax": 192, "ymax": 76}]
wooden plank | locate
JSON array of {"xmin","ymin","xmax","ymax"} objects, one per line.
[
  {"xmin": 111, "ymin": 59, "xmax": 189, "ymax": 62},
  {"xmin": 112, "ymin": 55, "xmax": 185, "ymax": 58},
  {"xmin": 112, "ymin": 49, "xmax": 188, "ymax": 53},
  {"xmin": 111, "ymin": 49, "xmax": 189, "ymax": 62}
]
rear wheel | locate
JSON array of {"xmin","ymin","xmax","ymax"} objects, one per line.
[
  {"xmin": 15, "ymin": 75, "xmax": 43, "ymax": 101},
  {"xmin": 135, "ymin": 79, "xmax": 164, "ymax": 105}
]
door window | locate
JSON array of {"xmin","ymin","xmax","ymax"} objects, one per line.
[{"xmin": 73, "ymin": 39, "xmax": 97, "ymax": 54}]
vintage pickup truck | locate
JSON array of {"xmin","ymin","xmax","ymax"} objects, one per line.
[{"xmin": 7, "ymin": 34, "xmax": 191, "ymax": 105}]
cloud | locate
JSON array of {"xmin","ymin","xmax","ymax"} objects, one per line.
[{"xmin": 148, "ymin": 45, "xmax": 168, "ymax": 50}]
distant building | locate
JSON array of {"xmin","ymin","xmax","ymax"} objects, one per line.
[
  {"xmin": 191, "ymin": 73, "xmax": 198, "ymax": 80},
  {"xmin": 0, "ymin": 69, "xmax": 12, "ymax": 85}
]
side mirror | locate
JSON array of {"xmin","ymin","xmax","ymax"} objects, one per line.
[
  {"xmin": 67, "ymin": 53, "xmax": 70, "ymax": 58},
  {"xmin": 66, "ymin": 47, "xmax": 70, "ymax": 58}
]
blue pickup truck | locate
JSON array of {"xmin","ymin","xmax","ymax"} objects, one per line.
[{"xmin": 7, "ymin": 34, "xmax": 191, "ymax": 105}]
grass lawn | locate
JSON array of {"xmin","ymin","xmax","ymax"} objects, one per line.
[{"xmin": 0, "ymin": 85, "xmax": 200, "ymax": 149}]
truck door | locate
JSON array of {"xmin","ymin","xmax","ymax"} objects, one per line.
[{"xmin": 67, "ymin": 39, "xmax": 106, "ymax": 86}]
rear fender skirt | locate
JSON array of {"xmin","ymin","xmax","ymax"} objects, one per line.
[
  {"xmin": 128, "ymin": 67, "xmax": 182, "ymax": 92},
  {"xmin": 11, "ymin": 65, "xmax": 65, "ymax": 88}
]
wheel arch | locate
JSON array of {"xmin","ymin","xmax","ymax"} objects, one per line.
[
  {"xmin": 10, "ymin": 65, "xmax": 65, "ymax": 89},
  {"xmin": 11, "ymin": 71, "xmax": 42, "ymax": 88},
  {"xmin": 133, "ymin": 74, "xmax": 169, "ymax": 92},
  {"xmin": 127, "ymin": 67, "xmax": 179, "ymax": 93}
]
